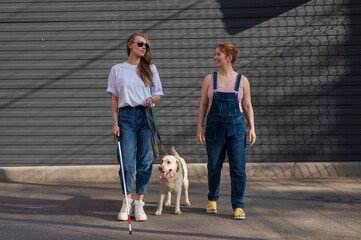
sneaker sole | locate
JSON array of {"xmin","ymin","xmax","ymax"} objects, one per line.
[
  {"xmin": 117, "ymin": 211, "xmax": 133, "ymax": 221},
  {"xmin": 117, "ymin": 215, "xmax": 129, "ymax": 221},
  {"xmin": 206, "ymin": 210, "xmax": 217, "ymax": 214},
  {"xmin": 135, "ymin": 218, "xmax": 147, "ymax": 222}
]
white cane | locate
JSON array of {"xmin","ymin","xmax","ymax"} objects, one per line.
[{"xmin": 117, "ymin": 137, "xmax": 132, "ymax": 235}]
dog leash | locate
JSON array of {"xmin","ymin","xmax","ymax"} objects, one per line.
[{"xmin": 145, "ymin": 105, "xmax": 168, "ymax": 158}]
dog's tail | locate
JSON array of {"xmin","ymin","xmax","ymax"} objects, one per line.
[{"xmin": 171, "ymin": 146, "xmax": 180, "ymax": 157}]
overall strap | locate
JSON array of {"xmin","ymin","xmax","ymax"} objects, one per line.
[
  {"xmin": 213, "ymin": 72, "xmax": 217, "ymax": 90},
  {"xmin": 234, "ymin": 73, "xmax": 242, "ymax": 91}
]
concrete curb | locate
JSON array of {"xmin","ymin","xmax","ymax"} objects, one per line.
[{"xmin": 0, "ymin": 162, "xmax": 360, "ymax": 182}]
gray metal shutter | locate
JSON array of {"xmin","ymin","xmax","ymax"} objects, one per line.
[{"xmin": 0, "ymin": 0, "xmax": 360, "ymax": 166}]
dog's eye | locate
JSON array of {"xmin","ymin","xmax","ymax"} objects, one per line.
[{"xmin": 167, "ymin": 161, "xmax": 171, "ymax": 164}]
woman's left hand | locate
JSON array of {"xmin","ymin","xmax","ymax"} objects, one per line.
[
  {"xmin": 249, "ymin": 129, "xmax": 256, "ymax": 146},
  {"xmin": 145, "ymin": 97, "xmax": 153, "ymax": 107}
]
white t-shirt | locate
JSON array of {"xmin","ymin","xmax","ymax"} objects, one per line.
[{"xmin": 106, "ymin": 62, "xmax": 164, "ymax": 108}]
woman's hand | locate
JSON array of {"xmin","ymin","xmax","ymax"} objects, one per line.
[
  {"xmin": 197, "ymin": 126, "xmax": 205, "ymax": 144},
  {"xmin": 197, "ymin": 74, "xmax": 212, "ymax": 145},
  {"xmin": 113, "ymin": 125, "xmax": 120, "ymax": 137},
  {"xmin": 145, "ymin": 97, "xmax": 153, "ymax": 107},
  {"xmin": 111, "ymin": 94, "xmax": 120, "ymax": 137},
  {"xmin": 249, "ymin": 129, "xmax": 256, "ymax": 146}
]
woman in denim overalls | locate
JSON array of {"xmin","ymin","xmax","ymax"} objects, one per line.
[{"xmin": 197, "ymin": 43, "xmax": 256, "ymax": 220}]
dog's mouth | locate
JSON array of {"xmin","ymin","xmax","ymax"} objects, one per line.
[{"xmin": 159, "ymin": 170, "xmax": 171, "ymax": 179}]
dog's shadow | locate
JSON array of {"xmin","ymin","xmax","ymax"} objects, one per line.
[
  {"xmin": 145, "ymin": 201, "xmax": 198, "ymax": 215},
  {"xmin": 145, "ymin": 201, "xmax": 234, "ymax": 220}
]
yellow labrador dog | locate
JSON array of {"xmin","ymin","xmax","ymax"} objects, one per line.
[{"xmin": 155, "ymin": 147, "xmax": 191, "ymax": 215}]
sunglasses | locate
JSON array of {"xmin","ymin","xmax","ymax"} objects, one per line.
[{"xmin": 136, "ymin": 41, "xmax": 149, "ymax": 49}]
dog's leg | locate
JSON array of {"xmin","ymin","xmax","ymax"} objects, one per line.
[
  {"xmin": 155, "ymin": 191, "xmax": 166, "ymax": 216},
  {"xmin": 174, "ymin": 187, "xmax": 182, "ymax": 215},
  {"xmin": 164, "ymin": 191, "xmax": 171, "ymax": 206},
  {"xmin": 183, "ymin": 179, "xmax": 191, "ymax": 206}
]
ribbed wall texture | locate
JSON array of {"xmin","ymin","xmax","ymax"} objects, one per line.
[{"xmin": 0, "ymin": 0, "xmax": 360, "ymax": 165}]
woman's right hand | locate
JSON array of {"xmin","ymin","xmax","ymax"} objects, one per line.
[
  {"xmin": 197, "ymin": 126, "xmax": 205, "ymax": 145},
  {"xmin": 197, "ymin": 74, "xmax": 212, "ymax": 145},
  {"xmin": 113, "ymin": 125, "xmax": 120, "ymax": 137}
]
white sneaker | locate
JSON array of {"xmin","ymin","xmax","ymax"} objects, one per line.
[
  {"xmin": 134, "ymin": 200, "xmax": 147, "ymax": 221},
  {"xmin": 117, "ymin": 198, "xmax": 134, "ymax": 221}
]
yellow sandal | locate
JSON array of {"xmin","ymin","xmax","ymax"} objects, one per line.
[
  {"xmin": 234, "ymin": 208, "xmax": 245, "ymax": 220},
  {"xmin": 206, "ymin": 201, "xmax": 217, "ymax": 213}
]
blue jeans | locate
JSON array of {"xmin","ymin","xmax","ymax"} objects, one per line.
[
  {"xmin": 116, "ymin": 107, "xmax": 154, "ymax": 195},
  {"xmin": 206, "ymin": 116, "xmax": 247, "ymax": 210}
]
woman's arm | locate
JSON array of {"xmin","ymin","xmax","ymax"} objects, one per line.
[
  {"xmin": 111, "ymin": 94, "xmax": 120, "ymax": 137},
  {"xmin": 242, "ymin": 76, "xmax": 256, "ymax": 146},
  {"xmin": 197, "ymin": 74, "xmax": 212, "ymax": 144},
  {"xmin": 145, "ymin": 95, "xmax": 162, "ymax": 106}
]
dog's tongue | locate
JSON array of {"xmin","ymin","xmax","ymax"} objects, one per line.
[{"xmin": 159, "ymin": 171, "xmax": 169, "ymax": 179}]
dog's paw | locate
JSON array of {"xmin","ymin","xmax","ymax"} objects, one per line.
[
  {"xmin": 164, "ymin": 202, "xmax": 171, "ymax": 206},
  {"xmin": 175, "ymin": 210, "xmax": 182, "ymax": 215},
  {"xmin": 155, "ymin": 210, "xmax": 162, "ymax": 216},
  {"xmin": 184, "ymin": 202, "xmax": 191, "ymax": 206}
]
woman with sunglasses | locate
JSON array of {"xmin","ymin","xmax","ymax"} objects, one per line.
[
  {"xmin": 197, "ymin": 43, "xmax": 256, "ymax": 220},
  {"xmin": 107, "ymin": 33, "xmax": 164, "ymax": 222}
]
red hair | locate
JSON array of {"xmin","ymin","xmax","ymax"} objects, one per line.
[{"xmin": 217, "ymin": 43, "xmax": 239, "ymax": 64}]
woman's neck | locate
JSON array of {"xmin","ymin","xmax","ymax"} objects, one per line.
[
  {"xmin": 218, "ymin": 64, "xmax": 235, "ymax": 77},
  {"xmin": 127, "ymin": 54, "xmax": 140, "ymax": 65}
]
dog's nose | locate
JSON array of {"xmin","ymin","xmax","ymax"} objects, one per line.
[{"xmin": 159, "ymin": 166, "xmax": 163, "ymax": 171}]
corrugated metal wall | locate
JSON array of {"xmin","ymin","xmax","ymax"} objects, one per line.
[{"xmin": 0, "ymin": 0, "xmax": 360, "ymax": 166}]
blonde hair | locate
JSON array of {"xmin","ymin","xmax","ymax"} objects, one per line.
[
  {"xmin": 127, "ymin": 32, "xmax": 154, "ymax": 87},
  {"xmin": 217, "ymin": 43, "xmax": 239, "ymax": 64}
]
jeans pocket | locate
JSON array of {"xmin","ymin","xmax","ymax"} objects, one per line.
[
  {"xmin": 118, "ymin": 107, "xmax": 129, "ymax": 119},
  {"xmin": 205, "ymin": 121, "xmax": 217, "ymax": 142},
  {"xmin": 234, "ymin": 122, "xmax": 246, "ymax": 140}
]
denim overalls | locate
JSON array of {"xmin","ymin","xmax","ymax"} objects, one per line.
[{"xmin": 206, "ymin": 72, "xmax": 247, "ymax": 210}]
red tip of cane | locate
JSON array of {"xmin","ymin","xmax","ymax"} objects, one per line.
[{"xmin": 128, "ymin": 215, "xmax": 132, "ymax": 235}]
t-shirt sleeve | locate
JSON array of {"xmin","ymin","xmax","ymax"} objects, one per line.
[
  {"xmin": 150, "ymin": 64, "xmax": 164, "ymax": 96},
  {"xmin": 106, "ymin": 66, "xmax": 118, "ymax": 96}
]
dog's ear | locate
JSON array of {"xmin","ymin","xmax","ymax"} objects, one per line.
[
  {"xmin": 176, "ymin": 159, "xmax": 181, "ymax": 172},
  {"xmin": 171, "ymin": 146, "xmax": 180, "ymax": 157}
]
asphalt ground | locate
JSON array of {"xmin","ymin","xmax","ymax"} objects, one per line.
[{"xmin": 0, "ymin": 177, "xmax": 360, "ymax": 240}]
